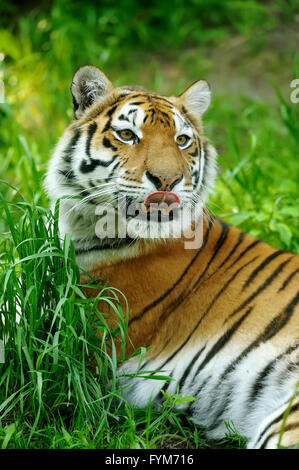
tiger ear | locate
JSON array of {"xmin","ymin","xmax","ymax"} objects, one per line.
[
  {"xmin": 179, "ymin": 80, "xmax": 211, "ymax": 116},
  {"xmin": 71, "ymin": 65, "xmax": 113, "ymax": 119}
]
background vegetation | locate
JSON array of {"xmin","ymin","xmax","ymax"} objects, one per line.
[{"xmin": 0, "ymin": 0, "xmax": 298, "ymax": 449}]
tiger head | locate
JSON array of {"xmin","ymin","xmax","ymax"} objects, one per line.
[{"xmin": 45, "ymin": 66, "xmax": 217, "ymax": 267}]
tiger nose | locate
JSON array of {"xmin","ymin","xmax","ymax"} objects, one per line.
[{"xmin": 145, "ymin": 171, "xmax": 183, "ymax": 191}]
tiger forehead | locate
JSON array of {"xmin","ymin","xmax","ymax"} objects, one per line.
[
  {"xmin": 112, "ymin": 93, "xmax": 187, "ymax": 130},
  {"xmin": 120, "ymin": 91, "xmax": 174, "ymax": 109}
]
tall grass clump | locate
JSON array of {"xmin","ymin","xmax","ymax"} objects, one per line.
[{"xmin": 0, "ymin": 190, "xmax": 132, "ymax": 447}]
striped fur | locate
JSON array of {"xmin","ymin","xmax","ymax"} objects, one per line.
[{"xmin": 46, "ymin": 66, "xmax": 299, "ymax": 449}]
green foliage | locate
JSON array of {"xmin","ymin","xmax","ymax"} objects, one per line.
[
  {"xmin": 2, "ymin": 0, "xmax": 297, "ymax": 49},
  {"xmin": 209, "ymin": 80, "xmax": 299, "ymax": 253}
]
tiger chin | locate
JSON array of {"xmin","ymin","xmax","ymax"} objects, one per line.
[{"xmin": 45, "ymin": 65, "xmax": 299, "ymax": 449}]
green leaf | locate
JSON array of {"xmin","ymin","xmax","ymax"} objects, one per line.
[
  {"xmin": 272, "ymin": 223, "xmax": 292, "ymax": 247},
  {"xmin": 279, "ymin": 206, "xmax": 299, "ymax": 218},
  {"xmin": 1, "ymin": 423, "xmax": 16, "ymax": 449}
]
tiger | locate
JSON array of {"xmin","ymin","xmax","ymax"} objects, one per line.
[{"xmin": 45, "ymin": 65, "xmax": 299, "ymax": 449}]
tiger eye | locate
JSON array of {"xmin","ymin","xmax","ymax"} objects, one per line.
[
  {"xmin": 119, "ymin": 129, "xmax": 134, "ymax": 140},
  {"xmin": 176, "ymin": 135, "xmax": 188, "ymax": 146}
]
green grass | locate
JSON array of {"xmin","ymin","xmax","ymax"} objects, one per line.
[{"xmin": 0, "ymin": 0, "xmax": 298, "ymax": 449}]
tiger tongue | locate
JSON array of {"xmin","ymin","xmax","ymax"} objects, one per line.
[{"xmin": 144, "ymin": 191, "xmax": 180, "ymax": 209}]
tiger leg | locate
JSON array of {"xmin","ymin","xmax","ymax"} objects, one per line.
[{"xmin": 248, "ymin": 399, "xmax": 299, "ymax": 449}]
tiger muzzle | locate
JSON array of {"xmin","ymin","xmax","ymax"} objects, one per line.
[{"xmin": 142, "ymin": 191, "xmax": 181, "ymax": 218}]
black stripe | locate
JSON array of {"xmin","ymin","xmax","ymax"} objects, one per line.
[
  {"xmin": 260, "ymin": 420, "xmax": 299, "ymax": 449},
  {"xmin": 58, "ymin": 168, "xmax": 75, "ymax": 181},
  {"xmin": 106, "ymin": 104, "xmax": 118, "ymax": 117},
  {"xmin": 80, "ymin": 159, "xmax": 99, "ymax": 173},
  {"xmin": 189, "ymin": 147, "xmax": 199, "ymax": 157},
  {"xmin": 257, "ymin": 288, "xmax": 299, "ymax": 341},
  {"xmin": 226, "ymin": 257, "xmax": 293, "ymax": 323},
  {"xmin": 193, "ymin": 159, "xmax": 200, "ymax": 188},
  {"xmin": 193, "ymin": 138, "xmax": 202, "ymax": 188},
  {"xmin": 118, "ymin": 114, "xmax": 130, "ymax": 122},
  {"xmin": 128, "ymin": 216, "xmax": 214, "ymax": 327},
  {"xmin": 103, "ymin": 136, "xmax": 118, "ymax": 151},
  {"xmin": 85, "ymin": 122, "xmax": 98, "ymax": 158},
  {"xmin": 75, "ymin": 236, "xmax": 136, "ymax": 254},
  {"xmin": 170, "ymin": 174, "xmax": 183, "ymax": 190},
  {"xmin": 247, "ymin": 345, "xmax": 298, "ymax": 408},
  {"xmin": 189, "ymin": 377, "xmax": 210, "ymax": 412},
  {"xmin": 160, "ymin": 111, "xmax": 171, "ymax": 125},
  {"xmin": 193, "ymin": 219, "xmax": 230, "ymax": 290},
  {"xmin": 202, "ymin": 139, "xmax": 209, "ymax": 160},
  {"xmin": 279, "ymin": 267, "xmax": 299, "ymax": 291},
  {"xmin": 72, "ymin": 95, "xmax": 79, "ymax": 113},
  {"xmin": 157, "ymin": 372, "xmax": 174, "ymax": 400},
  {"xmin": 128, "ymin": 108, "xmax": 137, "ymax": 116},
  {"xmin": 102, "ymin": 119, "xmax": 111, "ymax": 133},
  {"xmin": 258, "ymin": 402, "xmax": 299, "ymax": 448},
  {"xmin": 75, "ymin": 187, "xmax": 97, "ymax": 205},
  {"xmin": 192, "ymin": 170, "xmax": 199, "ymax": 183},
  {"xmin": 248, "ymin": 361, "xmax": 279, "ymax": 408},
  {"xmin": 224, "ymin": 239, "xmax": 262, "ymax": 272},
  {"xmin": 145, "ymin": 170, "xmax": 162, "ymax": 189},
  {"xmin": 283, "ymin": 421, "xmax": 299, "ymax": 432},
  {"xmin": 140, "ymin": 336, "xmax": 173, "ymax": 371},
  {"xmin": 242, "ymin": 250, "xmax": 287, "ymax": 290},
  {"xmin": 217, "ymin": 231, "xmax": 246, "ymax": 271},
  {"xmin": 108, "ymin": 161, "xmax": 121, "ymax": 179},
  {"xmin": 122, "ymin": 176, "xmax": 142, "ymax": 183},
  {"xmin": 177, "ymin": 345, "xmax": 206, "ymax": 391},
  {"xmin": 193, "ymin": 306, "xmax": 253, "ymax": 384},
  {"xmin": 79, "ymin": 154, "xmax": 117, "ymax": 173},
  {"xmin": 150, "ymin": 108, "xmax": 156, "ymax": 123},
  {"xmin": 148, "ymin": 95, "xmax": 173, "ymax": 105},
  {"xmin": 118, "ymin": 183, "xmax": 141, "ymax": 191},
  {"xmin": 229, "ymin": 288, "xmax": 299, "ymax": 366},
  {"xmin": 126, "ymin": 93, "xmax": 144, "ymax": 99},
  {"xmin": 63, "ymin": 129, "xmax": 81, "ymax": 163},
  {"xmin": 214, "ymin": 255, "xmax": 260, "ymax": 309},
  {"xmin": 199, "ymin": 142, "xmax": 208, "ymax": 191}
]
